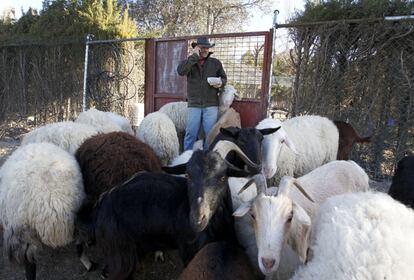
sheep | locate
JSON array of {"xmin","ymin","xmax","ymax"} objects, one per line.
[
  {"xmin": 233, "ymin": 160, "xmax": 369, "ymax": 278},
  {"xmin": 290, "ymin": 191, "xmax": 414, "ymax": 280},
  {"xmin": 0, "ymin": 143, "xmax": 85, "ymax": 280},
  {"xmin": 388, "ymin": 155, "xmax": 414, "ymax": 207},
  {"xmin": 88, "ymin": 140, "xmax": 258, "ymax": 279},
  {"xmin": 75, "ymin": 131, "xmax": 162, "ymax": 201},
  {"xmin": 334, "ymin": 120, "xmax": 371, "ymax": 160},
  {"xmin": 75, "ymin": 108, "xmax": 124, "ymax": 133},
  {"xmin": 136, "ymin": 111, "xmax": 179, "ymax": 165},
  {"xmin": 159, "ymin": 101, "xmax": 188, "ymax": 137},
  {"xmin": 256, "ymin": 115, "xmax": 339, "ymax": 185},
  {"xmin": 178, "ymin": 241, "xmax": 259, "ymax": 280},
  {"xmin": 105, "ymin": 111, "xmax": 134, "ymax": 135},
  {"xmin": 20, "ymin": 121, "xmax": 99, "ymax": 154},
  {"xmin": 158, "ymin": 85, "xmax": 238, "ymax": 150}
]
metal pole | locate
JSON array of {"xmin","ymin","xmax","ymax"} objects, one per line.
[
  {"xmin": 82, "ymin": 34, "xmax": 93, "ymax": 112},
  {"xmin": 267, "ymin": 10, "xmax": 279, "ymax": 118}
]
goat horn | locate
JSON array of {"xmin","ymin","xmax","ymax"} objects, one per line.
[
  {"xmin": 213, "ymin": 140, "xmax": 260, "ymax": 169},
  {"xmin": 292, "ymin": 181, "xmax": 315, "ymax": 203},
  {"xmin": 238, "ymin": 174, "xmax": 267, "ymax": 195}
]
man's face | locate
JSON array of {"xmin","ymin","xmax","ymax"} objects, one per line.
[{"xmin": 199, "ymin": 46, "xmax": 210, "ymax": 58}]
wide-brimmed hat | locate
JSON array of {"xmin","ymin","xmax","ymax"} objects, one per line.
[{"xmin": 191, "ymin": 37, "xmax": 215, "ymax": 48}]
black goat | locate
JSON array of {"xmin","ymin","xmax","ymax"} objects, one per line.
[
  {"xmin": 87, "ymin": 141, "xmax": 257, "ymax": 279},
  {"xmin": 209, "ymin": 126, "xmax": 280, "ymax": 174},
  {"xmin": 388, "ymin": 156, "xmax": 414, "ymax": 207}
]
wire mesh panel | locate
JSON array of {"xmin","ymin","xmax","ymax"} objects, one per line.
[
  {"xmin": 86, "ymin": 40, "xmax": 146, "ymax": 121},
  {"xmin": 186, "ymin": 34, "xmax": 267, "ymax": 100},
  {"xmin": 0, "ymin": 40, "xmax": 85, "ymax": 138},
  {"xmin": 273, "ymin": 19, "xmax": 414, "ymax": 179}
]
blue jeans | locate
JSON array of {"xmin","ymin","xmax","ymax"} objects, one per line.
[{"xmin": 184, "ymin": 106, "xmax": 218, "ymax": 151}]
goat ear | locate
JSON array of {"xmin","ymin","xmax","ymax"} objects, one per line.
[
  {"xmin": 284, "ymin": 136, "xmax": 298, "ymax": 154},
  {"xmin": 259, "ymin": 126, "xmax": 280, "ymax": 136},
  {"xmin": 162, "ymin": 164, "xmax": 187, "ymax": 174},
  {"xmin": 287, "ymin": 203, "xmax": 311, "ymax": 264},
  {"xmin": 220, "ymin": 127, "xmax": 240, "ymax": 139},
  {"xmin": 233, "ymin": 201, "xmax": 252, "ymax": 217}
]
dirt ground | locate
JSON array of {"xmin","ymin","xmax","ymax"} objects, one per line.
[{"xmin": 0, "ymin": 138, "xmax": 391, "ymax": 280}]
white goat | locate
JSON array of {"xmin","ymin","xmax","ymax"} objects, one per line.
[
  {"xmin": 256, "ymin": 116, "xmax": 339, "ymax": 185},
  {"xmin": 233, "ymin": 160, "xmax": 369, "ymax": 279},
  {"xmin": 291, "ymin": 192, "xmax": 414, "ymax": 280}
]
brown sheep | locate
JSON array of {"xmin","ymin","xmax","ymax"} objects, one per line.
[
  {"xmin": 334, "ymin": 121, "xmax": 371, "ymax": 160},
  {"xmin": 75, "ymin": 131, "xmax": 162, "ymax": 200},
  {"xmin": 179, "ymin": 242, "xmax": 260, "ymax": 280}
]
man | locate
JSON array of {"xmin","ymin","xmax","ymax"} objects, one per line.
[{"xmin": 177, "ymin": 36, "xmax": 227, "ymax": 150}]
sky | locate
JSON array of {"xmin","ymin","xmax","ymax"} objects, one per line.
[{"xmin": 0, "ymin": 0, "xmax": 306, "ymax": 31}]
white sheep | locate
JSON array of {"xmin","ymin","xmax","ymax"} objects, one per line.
[
  {"xmin": 75, "ymin": 108, "xmax": 124, "ymax": 133},
  {"xmin": 136, "ymin": 111, "xmax": 179, "ymax": 165},
  {"xmin": 20, "ymin": 121, "xmax": 99, "ymax": 154},
  {"xmin": 233, "ymin": 160, "xmax": 369, "ymax": 279},
  {"xmin": 159, "ymin": 101, "xmax": 188, "ymax": 136},
  {"xmin": 0, "ymin": 143, "xmax": 85, "ymax": 278},
  {"xmin": 256, "ymin": 115, "xmax": 339, "ymax": 185},
  {"xmin": 105, "ymin": 111, "xmax": 134, "ymax": 135},
  {"xmin": 291, "ymin": 191, "xmax": 414, "ymax": 280}
]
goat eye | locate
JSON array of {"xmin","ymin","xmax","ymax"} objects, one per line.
[
  {"xmin": 185, "ymin": 174, "xmax": 189, "ymax": 179},
  {"xmin": 250, "ymin": 213, "xmax": 256, "ymax": 221},
  {"xmin": 287, "ymin": 215, "xmax": 293, "ymax": 223},
  {"xmin": 220, "ymin": 176, "xmax": 226, "ymax": 182}
]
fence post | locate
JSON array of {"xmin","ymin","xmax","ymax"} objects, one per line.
[
  {"xmin": 267, "ymin": 9, "xmax": 279, "ymax": 118},
  {"xmin": 82, "ymin": 34, "xmax": 93, "ymax": 112}
]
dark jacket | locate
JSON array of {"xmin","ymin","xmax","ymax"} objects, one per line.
[{"xmin": 177, "ymin": 52, "xmax": 227, "ymax": 108}]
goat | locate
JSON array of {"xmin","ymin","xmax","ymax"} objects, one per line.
[
  {"xmin": 234, "ymin": 160, "xmax": 369, "ymax": 278},
  {"xmin": 86, "ymin": 140, "xmax": 258, "ymax": 279},
  {"xmin": 334, "ymin": 120, "xmax": 371, "ymax": 160},
  {"xmin": 209, "ymin": 126, "xmax": 280, "ymax": 175}
]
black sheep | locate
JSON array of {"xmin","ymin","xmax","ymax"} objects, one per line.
[{"xmin": 388, "ymin": 156, "xmax": 414, "ymax": 207}]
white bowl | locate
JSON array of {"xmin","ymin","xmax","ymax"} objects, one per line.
[{"xmin": 207, "ymin": 77, "xmax": 222, "ymax": 85}]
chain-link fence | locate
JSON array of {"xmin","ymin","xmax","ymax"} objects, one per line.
[
  {"xmin": 0, "ymin": 39, "xmax": 85, "ymax": 137},
  {"xmin": 271, "ymin": 18, "xmax": 414, "ymax": 179}
]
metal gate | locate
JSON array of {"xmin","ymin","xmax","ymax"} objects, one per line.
[{"xmin": 144, "ymin": 31, "xmax": 273, "ymax": 127}]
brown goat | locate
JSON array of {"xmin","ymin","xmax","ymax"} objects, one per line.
[
  {"xmin": 75, "ymin": 131, "xmax": 162, "ymax": 200},
  {"xmin": 179, "ymin": 242, "xmax": 260, "ymax": 280},
  {"xmin": 334, "ymin": 121, "xmax": 371, "ymax": 160}
]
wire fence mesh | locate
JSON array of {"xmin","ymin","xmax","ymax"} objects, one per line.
[
  {"xmin": 188, "ymin": 35, "xmax": 267, "ymax": 100},
  {"xmin": 0, "ymin": 39, "xmax": 85, "ymax": 138},
  {"xmin": 271, "ymin": 19, "xmax": 414, "ymax": 179}
]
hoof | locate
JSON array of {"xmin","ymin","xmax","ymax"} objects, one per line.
[{"xmin": 154, "ymin": 251, "xmax": 165, "ymax": 262}]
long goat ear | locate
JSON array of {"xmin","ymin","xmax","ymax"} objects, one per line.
[
  {"xmin": 162, "ymin": 164, "xmax": 186, "ymax": 174},
  {"xmin": 220, "ymin": 127, "xmax": 240, "ymax": 139},
  {"xmin": 233, "ymin": 201, "xmax": 252, "ymax": 217},
  {"xmin": 287, "ymin": 203, "xmax": 311, "ymax": 264},
  {"xmin": 258, "ymin": 126, "xmax": 280, "ymax": 136}
]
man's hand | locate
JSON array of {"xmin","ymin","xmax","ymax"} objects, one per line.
[
  {"xmin": 193, "ymin": 46, "xmax": 201, "ymax": 56},
  {"xmin": 212, "ymin": 82, "xmax": 222, "ymax": 88}
]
